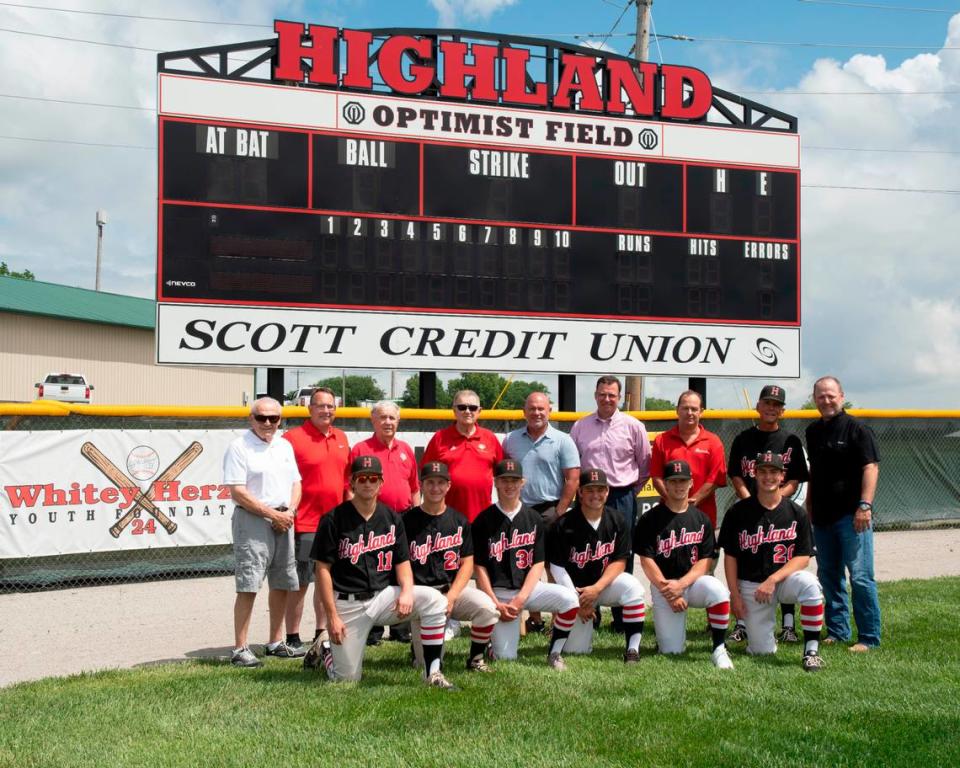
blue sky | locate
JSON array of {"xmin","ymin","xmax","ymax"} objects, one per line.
[{"xmin": 1, "ymin": 1, "xmax": 959, "ymax": 409}]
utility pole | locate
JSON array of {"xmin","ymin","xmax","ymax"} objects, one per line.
[
  {"xmin": 95, "ymin": 209, "xmax": 107, "ymax": 291},
  {"xmin": 624, "ymin": 0, "xmax": 652, "ymax": 411}
]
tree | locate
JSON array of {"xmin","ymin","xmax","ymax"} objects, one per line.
[
  {"xmin": 643, "ymin": 397, "xmax": 674, "ymax": 411},
  {"xmin": 443, "ymin": 372, "xmax": 548, "ymax": 410},
  {"xmin": 0, "ymin": 262, "xmax": 35, "ymax": 280},
  {"xmin": 399, "ymin": 373, "xmax": 448, "ymax": 409},
  {"xmin": 311, "ymin": 375, "xmax": 385, "ymax": 407}
]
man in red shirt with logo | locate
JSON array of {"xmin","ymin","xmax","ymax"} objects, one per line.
[
  {"xmin": 282, "ymin": 387, "xmax": 351, "ymax": 652},
  {"xmin": 422, "ymin": 389, "xmax": 504, "ymax": 523},
  {"xmin": 650, "ymin": 390, "xmax": 727, "ymax": 528},
  {"xmin": 349, "ymin": 400, "xmax": 421, "ymax": 644}
]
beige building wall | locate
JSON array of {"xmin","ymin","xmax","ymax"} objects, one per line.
[{"xmin": 1, "ymin": 312, "xmax": 254, "ymax": 405}]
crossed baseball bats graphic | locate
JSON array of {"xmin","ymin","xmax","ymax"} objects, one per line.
[{"xmin": 80, "ymin": 441, "xmax": 204, "ymax": 538}]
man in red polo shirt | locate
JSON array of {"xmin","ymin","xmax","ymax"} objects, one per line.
[
  {"xmin": 282, "ymin": 387, "xmax": 351, "ymax": 651},
  {"xmin": 349, "ymin": 399, "xmax": 420, "ymax": 645},
  {"xmin": 422, "ymin": 389, "xmax": 504, "ymax": 523},
  {"xmin": 650, "ymin": 390, "xmax": 727, "ymax": 527}
]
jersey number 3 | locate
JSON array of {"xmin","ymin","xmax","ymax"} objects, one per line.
[{"xmin": 515, "ymin": 549, "xmax": 533, "ymax": 569}]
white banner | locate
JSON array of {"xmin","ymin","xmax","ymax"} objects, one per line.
[
  {"xmin": 157, "ymin": 303, "xmax": 801, "ymax": 378},
  {"xmin": 158, "ymin": 74, "xmax": 800, "ymax": 168}
]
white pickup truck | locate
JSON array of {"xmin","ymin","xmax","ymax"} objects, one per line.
[{"xmin": 35, "ymin": 373, "xmax": 94, "ymax": 404}]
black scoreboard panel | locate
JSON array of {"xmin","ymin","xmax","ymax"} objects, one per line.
[
  {"xmin": 161, "ymin": 204, "xmax": 797, "ymax": 321},
  {"xmin": 159, "ymin": 118, "xmax": 800, "ymax": 324},
  {"xmin": 423, "ymin": 145, "xmax": 573, "ymax": 225}
]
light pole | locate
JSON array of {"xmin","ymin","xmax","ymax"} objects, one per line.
[{"xmin": 95, "ymin": 209, "xmax": 107, "ymax": 291}]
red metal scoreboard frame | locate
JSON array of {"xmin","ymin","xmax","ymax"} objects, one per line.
[{"xmin": 156, "ymin": 25, "xmax": 801, "ymax": 378}]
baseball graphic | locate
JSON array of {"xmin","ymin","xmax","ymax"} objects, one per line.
[{"xmin": 126, "ymin": 445, "xmax": 160, "ymax": 480}]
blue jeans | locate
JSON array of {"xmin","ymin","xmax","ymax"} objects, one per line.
[{"xmin": 813, "ymin": 516, "xmax": 881, "ymax": 646}]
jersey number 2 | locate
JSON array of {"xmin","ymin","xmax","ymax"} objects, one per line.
[
  {"xmin": 772, "ymin": 544, "xmax": 795, "ymax": 564},
  {"xmin": 443, "ymin": 551, "xmax": 460, "ymax": 571}
]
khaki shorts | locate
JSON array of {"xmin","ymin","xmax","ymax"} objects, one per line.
[{"xmin": 232, "ymin": 506, "xmax": 298, "ymax": 593}]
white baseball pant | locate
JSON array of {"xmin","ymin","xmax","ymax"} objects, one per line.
[
  {"xmin": 738, "ymin": 571, "xmax": 823, "ymax": 655},
  {"xmin": 490, "ymin": 583, "xmax": 579, "ymax": 660},
  {"xmin": 328, "ymin": 586, "xmax": 447, "ymax": 681},
  {"xmin": 411, "ymin": 585, "xmax": 500, "ymax": 667},
  {"xmin": 650, "ymin": 575, "xmax": 730, "ymax": 654},
  {"xmin": 563, "ymin": 573, "xmax": 647, "ymax": 654}
]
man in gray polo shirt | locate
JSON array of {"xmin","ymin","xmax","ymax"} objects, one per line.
[
  {"xmin": 503, "ymin": 391, "xmax": 580, "ymax": 632},
  {"xmin": 223, "ymin": 397, "xmax": 304, "ymax": 667}
]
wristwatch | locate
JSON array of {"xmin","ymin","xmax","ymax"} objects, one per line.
[{"xmin": 858, "ymin": 501, "xmax": 873, "ymax": 512}]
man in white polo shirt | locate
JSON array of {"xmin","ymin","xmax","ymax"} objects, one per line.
[{"xmin": 223, "ymin": 397, "xmax": 304, "ymax": 667}]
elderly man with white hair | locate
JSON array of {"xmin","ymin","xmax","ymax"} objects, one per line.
[
  {"xmin": 223, "ymin": 397, "xmax": 303, "ymax": 667},
  {"xmin": 349, "ymin": 399, "xmax": 420, "ymax": 644}
]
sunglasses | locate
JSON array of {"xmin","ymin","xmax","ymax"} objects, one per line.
[
  {"xmin": 354, "ymin": 474, "xmax": 381, "ymax": 484},
  {"xmin": 253, "ymin": 414, "xmax": 281, "ymax": 424},
  {"xmin": 455, "ymin": 404, "xmax": 480, "ymax": 412}
]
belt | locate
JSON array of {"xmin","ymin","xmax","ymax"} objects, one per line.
[
  {"xmin": 531, "ymin": 500, "xmax": 559, "ymax": 513},
  {"xmin": 336, "ymin": 591, "xmax": 376, "ymax": 601},
  {"xmin": 436, "ymin": 584, "xmax": 451, "ymax": 594}
]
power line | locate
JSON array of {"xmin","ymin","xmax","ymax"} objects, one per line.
[
  {"xmin": 797, "ymin": 0, "xmax": 958, "ymax": 12},
  {"xmin": 0, "ymin": 134, "xmax": 153, "ymax": 150},
  {"xmin": 806, "ymin": 144, "xmax": 960, "ymax": 154},
  {"xmin": 0, "ymin": 2, "xmax": 273, "ymax": 27},
  {"xmin": 0, "ymin": 25, "xmax": 159, "ymax": 51},
  {"xmin": 742, "ymin": 89, "xmax": 960, "ymax": 95},
  {"xmin": 803, "ymin": 183, "xmax": 960, "ymax": 193},
  {"xmin": 597, "ymin": 0, "xmax": 634, "ymax": 49},
  {"xmin": 575, "ymin": 31, "xmax": 960, "ymax": 49},
  {"xmin": 0, "ymin": 93, "xmax": 153, "ymax": 111}
]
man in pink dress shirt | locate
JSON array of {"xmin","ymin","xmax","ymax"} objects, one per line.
[{"xmin": 570, "ymin": 376, "xmax": 651, "ymax": 631}]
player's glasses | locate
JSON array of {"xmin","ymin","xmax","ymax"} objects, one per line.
[
  {"xmin": 253, "ymin": 414, "xmax": 281, "ymax": 424},
  {"xmin": 455, "ymin": 404, "xmax": 480, "ymax": 412},
  {"xmin": 354, "ymin": 474, "xmax": 381, "ymax": 484}
]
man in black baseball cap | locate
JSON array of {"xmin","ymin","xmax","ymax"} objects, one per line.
[{"xmin": 726, "ymin": 384, "xmax": 809, "ymax": 645}]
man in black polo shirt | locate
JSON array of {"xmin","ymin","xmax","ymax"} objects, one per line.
[
  {"xmin": 404, "ymin": 461, "xmax": 500, "ymax": 672},
  {"xmin": 727, "ymin": 383, "xmax": 809, "ymax": 644},
  {"xmin": 307, "ymin": 455, "xmax": 455, "ymax": 689},
  {"xmin": 806, "ymin": 376, "xmax": 881, "ymax": 652}
]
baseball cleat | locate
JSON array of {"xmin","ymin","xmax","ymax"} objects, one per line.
[
  {"xmin": 265, "ymin": 641, "xmax": 306, "ymax": 658},
  {"xmin": 623, "ymin": 649, "xmax": 640, "ymax": 664},
  {"xmin": 466, "ymin": 655, "xmax": 493, "ymax": 673},
  {"xmin": 727, "ymin": 625, "xmax": 748, "ymax": 644},
  {"xmin": 547, "ymin": 652, "xmax": 566, "ymax": 671},
  {"xmin": 525, "ymin": 618, "xmax": 546, "ymax": 634},
  {"xmin": 425, "ymin": 671, "xmax": 457, "ymax": 691},
  {"xmin": 484, "ymin": 643, "xmax": 496, "ymax": 662},
  {"xmin": 230, "ymin": 647, "xmax": 262, "ymax": 668},
  {"xmin": 802, "ymin": 651, "xmax": 825, "ymax": 672},
  {"xmin": 711, "ymin": 646, "xmax": 735, "ymax": 670},
  {"xmin": 777, "ymin": 627, "xmax": 800, "ymax": 643}
]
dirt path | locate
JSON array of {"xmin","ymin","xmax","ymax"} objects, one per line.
[{"xmin": 2, "ymin": 529, "xmax": 958, "ymax": 688}]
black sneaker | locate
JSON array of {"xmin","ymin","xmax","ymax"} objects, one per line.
[
  {"xmin": 265, "ymin": 641, "xmax": 306, "ymax": 658},
  {"xmin": 466, "ymin": 655, "xmax": 493, "ymax": 673},
  {"xmin": 778, "ymin": 626, "xmax": 800, "ymax": 643},
  {"xmin": 802, "ymin": 651, "xmax": 825, "ymax": 672}
]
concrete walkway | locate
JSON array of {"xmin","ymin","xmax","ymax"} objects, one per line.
[{"xmin": 1, "ymin": 529, "xmax": 958, "ymax": 688}]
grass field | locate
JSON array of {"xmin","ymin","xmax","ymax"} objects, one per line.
[{"xmin": 2, "ymin": 577, "xmax": 958, "ymax": 768}]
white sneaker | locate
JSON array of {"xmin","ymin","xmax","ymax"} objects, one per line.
[
  {"xmin": 712, "ymin": 645, "xmax": 735, "ymax": 670},
  {"xmin": 444, "ymin": 619, "xmax": 462, "ymax": 642}
]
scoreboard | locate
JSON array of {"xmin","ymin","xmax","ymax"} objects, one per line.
[{"xmin": 156, "ymin": 28, "xmax": 801, "ymax": 377}]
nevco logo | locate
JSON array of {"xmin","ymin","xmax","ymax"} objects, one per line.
[
  {"xmin": 165, "ymin": 280, "xmax": 196, "ymax": 288},
  {"xmin": 273, "ymin": 22, "xmax": 713, "ymax": 121}
]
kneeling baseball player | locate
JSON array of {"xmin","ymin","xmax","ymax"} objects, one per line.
[
  {"xmin": 546, "ymin": 468, "xmax": 647, "ymax": 662},
  {"xmin": 404, "ymin": 461, "xmax": 500, "ymax": 672},
  {"xmin": 634, "ymin": 460, "xmax": 734, "ymax": 669},
  {"xmin": 719, "ymin": 452, "xmax": 826, "ymax": 672},
  {"xmin": 473, "ymin": 459, "xmax": 580, "ymax": 670},
  {"xmin": 306, "ymin": 456, "xmax": 456, "ymax": 689}
]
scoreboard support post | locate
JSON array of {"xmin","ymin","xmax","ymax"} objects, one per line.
[
  {"xmin": 558, "ymin": 374, "xmax": 576, "ymax": 412},
  {"xmin": 688, "ymin": 377, "xmax": 707, "ymax": 409},
  {"xmin": 267, "ymin": 367, "xmax": 285, "ymax": 404},
  {"xmin": 418, "ymin": 371, "xmax": 438, "ymax": 409}
]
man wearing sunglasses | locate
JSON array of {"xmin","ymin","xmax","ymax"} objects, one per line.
[
  {"xmin": 223, "ymin": 397, "xmax": 303, "ymax": 667},
  {"xmin": 422, "ymin": 389, "xmax": 503, "ymax": 523},
  {"xmin": 308, "ymin": 456, "xmax": 456, "ymax": 689}
]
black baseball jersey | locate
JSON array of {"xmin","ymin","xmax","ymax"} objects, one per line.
[
  {"xmin": 727, "ymin": 426, "xmax": 809, "ymax": 496},
  {"xmin": 546, "ymin": 506, "xmax": 629, "ymax": 589},
  {"xmin": 472, "ymin": 503, "xmax": 545, "ymax": 590},
  {"xmin": 634, "ymin": 503, "xmax": 718, "ymax": 580},
  {"xmin": 719, "ymin": 496, "xmax": 812, "ymax": 583},
  {"xmin": 805, "ymin": 410, "xmax": 881, "ymax": 526},
  {"xmin": 311, "ymin": 500, "xmax": 409, "ymax": 594},
  {"xmin": 402, "ymin": 505, "xmax": 473, "ymax": 588}
]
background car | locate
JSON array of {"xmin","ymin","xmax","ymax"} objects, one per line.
[{"xmin": 35, "ymin": 373, "xmax": 94, "ymax": 404}]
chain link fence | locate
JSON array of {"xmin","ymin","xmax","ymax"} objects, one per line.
[{"xmin": 2, "ymin": 409, "xmax": 957, "ymax": 592}]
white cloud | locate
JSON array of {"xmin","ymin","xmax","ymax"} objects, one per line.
[{"xmin": 429, "ymin": 0, "xmax": 518, "ymax": 28}]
